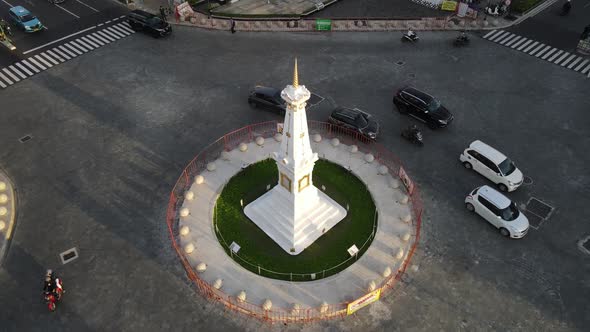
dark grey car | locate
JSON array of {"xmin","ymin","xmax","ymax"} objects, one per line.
[
  {"xmin": 328, "ymin": 107, "xmax": 380, "ymax": 140},
  {"xmin": 393, "ymin": 86, "xmax": 454, "ymax": 129}
]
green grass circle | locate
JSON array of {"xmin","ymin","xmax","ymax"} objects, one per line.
[{"xmin": 214, "ymin": 159, "xmax": 377, "ymax": 282}]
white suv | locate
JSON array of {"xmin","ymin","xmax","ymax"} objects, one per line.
[
  {"xmin": 459, "ymin": 140, "xmax": 524, "ymax": 192},
  {"xmin": 465, "ymin": 185, "xmax": 529, "ymax": 238}
]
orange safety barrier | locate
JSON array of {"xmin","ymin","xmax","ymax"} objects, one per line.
[{"xmin": 166, "ymin": 121, "xmax": 423, "ymax": 323}]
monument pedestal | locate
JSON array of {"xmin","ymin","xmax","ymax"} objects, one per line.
[{"xmin": 245, "ymin": 185, "xmax": 346, "ymax": 255}]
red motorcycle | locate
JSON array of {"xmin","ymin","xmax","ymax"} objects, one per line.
[{"xmin": 44, "ymin": 278, "xmax": 64, "ymax": 312}]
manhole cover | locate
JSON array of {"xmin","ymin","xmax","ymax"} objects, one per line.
[
  {"xmin": 308, "ymin": 93, "xmax": 324, "ymax": 107},
  {"xmin": 396, "ymin": 61, "xmax": 405, "ymax": 66},
  {"xmin": 523, "ymin": 210, "xmax": 543, "ymax": 229},
  {"xmin": 59, "ymin": 247, "xmax": 79, "ymax": 265},
  {"xmin": 19, "ymin": 135, "xmax": 32, "ymax": 143},
  {"xmin": 583, "ymin": 239, "xmax": 590, "ymax": 251},
  {"xmin": 526, "ymin": 197, "xmax": 554, "ymax": 219}
]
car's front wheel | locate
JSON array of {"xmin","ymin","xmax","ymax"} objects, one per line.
[
  {"xmin": 498, "ymin": 184, "xmax": 508, "ymax": 192},
  {"xmin": 465, "ymin": 203, "xmax": 475, "ymax": 212},
  {"xmin": 463, "ymin": 162, "xmax": 472, "ymax": 170},
  {"xmin": 499, "ymin": 228, "xmax": 510, "ymax": 237},
  {"xmin": 249, "ymin": 101, "xmax": 257, "ymax": 108}
]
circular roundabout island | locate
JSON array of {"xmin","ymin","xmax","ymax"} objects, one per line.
[{"xmin": 167, "ymin": 121, "xmax": 423, "ymax": 322}]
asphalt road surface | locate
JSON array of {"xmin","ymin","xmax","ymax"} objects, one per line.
[
  {"xmin": 507, "ymin": 0, "xmax": 590, "ymax": 51},
  {"xmin": 0, "ymin": 26, "xmax": 589, "ymax": 331},
  {"xmin": 0, "ymin": 0, "xmax": 128, "ymax": 67}
]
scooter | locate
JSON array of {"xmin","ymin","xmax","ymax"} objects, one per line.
[
  {"xmin": 401, "ymin": 126, "xmax": 423, "ymax": 146},
  {"xmin": 402, "ymin": 30, "xmax": 419, "ymax": 42},
  {"xmin": 453, "ymin": 33, "xmax": 470, "ymax": 47},
  {"xmin": 43, "ymin": 278, "xmax": 64, "ymax": 312}
]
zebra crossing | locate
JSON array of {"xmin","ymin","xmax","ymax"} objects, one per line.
[
  {"xmin": 483, "ymin": 30, "xmax": 590, "ymax": 78},
  {"xmin": 0, "ymin": 18, "xmax": 135, "ymax": 89}
]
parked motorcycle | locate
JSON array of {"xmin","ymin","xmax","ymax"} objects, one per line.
[
  {"xmin": 402, "ymin": 29, "xmax": 419, "ymax": 42},
  {"xmin": 401, "ymin": 126, "xmax": 423, "ymax": 146},
  {"xmin": 484, "ymin": 4, "xmax": 507, "ymax": 16}
]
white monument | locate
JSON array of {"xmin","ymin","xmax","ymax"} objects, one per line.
[{"xmin": 244, "ymin": 59, "xmax": 347, "ymax": 255}]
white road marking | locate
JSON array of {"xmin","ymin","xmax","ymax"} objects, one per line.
[
  {"xmin": 582, "ymin": 63, "xmax": 590, "ymax": 74},
  {"xmin": 74, "ymin": 38, "xmax": 92, "ymax": 51},
  {"xmin": 75, "ymin": 0, "xmax": 99, "ymax": 12},
  {"xmin": 567, "ymin": 57, "xmax": 582, "ymax": 69},
  {"xmin": 51, "ymin": 47, "xmax": 70, "ymax": 60},
  {"xmin": 34, "ymin": 54, "xmax": 53, "ymax": 68},
  {"xmin": 97, "ymin": 30, "xmax": 117, "ymax": 42},
  {"xmin": 58, "ymin": 45, "xmax": 77, "ymax": 58},
  {"xmin": 523, "ymin": 41, "xmax": 539, "ymax": 52},
  {"xmin": 21, "ymin": 59, "xmax": 40, "ymax": 73},
  {"xmin": 15, "ymin": 62, "xmax": 33, "ymax": 76},
  {"xmin": 560, "ymin": 54, "xmax": 577, "ymax": 67},
  {"xmin": 535, "ymin": 45, "xmax": 551, "ymax": 57},
  {"xmin": 41, "ymin": 52, "xmax": 59, "ymax": 65},
  {"xmin": 553, "ymin": 52, "xmax": 569, "ymax": 64},
  {"xmin": 505, "ymin": 36, "xmax": 523, "ymax": 47},
  {"xmin": 0, "ymin": 71, "xmax": 15, "ymax": 85},
  {"xmin": 116, "ymin": 22, "xmax": 134, "ymax": 34},
  {"xmin": 23, "ymin": 25, "xmax": 96, "ymax": 54},
  {"xmin": 3, "ymin": 68, "xmax": 20, "ymax": 82},
  {"xmin": 483, "ymin": 30, "xmax": 498, "ymax": 39},
  {"xmin": 516, "ymin": 39, "xmax": 532, "ymax": 50},
  {"xmin": 64, "ymin": 42, "xmax": 84, "ymax": 55},
  {"xmin": 55, "ymin": 4, "xmax": 80, "ymax": 18},
  {"xmin": 46, "ymin": 49, "xmax": 65, "ymax": 62},
  {"xmin": 1, "ymin": 0, "xmax": 14, "ymax": 7},
  {"xmin": 498, "ymin": 33, "xmax": 516, "ymax": 45},
  {"xmin": 510, "ymin": 37, "xmax": 527, "ymax": 48},
  {"xmin": 0, "ymin": 79, "xmax": 7, "ymax": 88},
  {"xmin": 110, "ymin": 24, "xmax": 131, "ymax": 35},
  {"xmin": 105, "ymin": 27, "xmax": 125, "ymax": 38},
  {"xmin": 81, "ymin": 36, "xmax": 100, "ymax": 48},
  {"xmin": 85, "ymin": 34, "xmax": 105, "ymax": 46},
  {"xmin": 90, "ymin": 32, "xmax": 111, "ymax": 44},
  {"xmin": 9, "ymin": 65, "xmax": 27, "ymax": 79},
  {"xmin": 547, "ymin": 50, "xmax": 563, "ymax": 62},
  {"xmin": 27, "ymin": 57, "xmax": 47, "ymax": 70},
  {"xmin": 489, "ymin": 31, "xmax": 509, "ymax": 42},
  {"xmin": 530, "ymin": 44, "xmax": 547, "ymax": 56}
]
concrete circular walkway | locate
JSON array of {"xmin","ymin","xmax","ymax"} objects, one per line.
[
  {"xmin": 176, "ymin": 135, "xmax": 416, "ymax": 312},
  {"xmin": 0, "ymin": 168, "xmax": 16, "ymax": 264}
]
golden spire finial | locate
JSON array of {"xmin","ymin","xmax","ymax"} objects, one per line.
[{"xmin": 293, "ymin": 58, "xmax": 299, "ymax": 88}]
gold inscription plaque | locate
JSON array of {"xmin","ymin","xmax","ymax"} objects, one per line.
[
  {"xmin": 280, "ymin": 173, "xmax": 292, "ymax": 192},
  {"xmin": 298, "ymin": 174, "xmax": 310, "ymax": 192}
]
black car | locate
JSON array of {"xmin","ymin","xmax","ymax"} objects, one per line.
[
  {"xmin": 328, "ymin": 107, "xmax": 380, "ymax": 140},
  {"xmin": 393, "ymin": 86, "xmax": 454, "ymax": 129},
  {"xmin": 248, "ymin": 86, "xmax": 286, "ymax": 115},
  {"xmin": 127, "ymin": 10, "xmax": 171, "ymax": 38}
]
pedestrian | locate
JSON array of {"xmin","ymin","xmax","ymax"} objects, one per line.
[
  {"xmin": 159, "ymin": 6, "xmax": 167, "ymax": 22},
  {"xmin": 230, "ymin": 18, "xmax": 236, "ymax": 34}
]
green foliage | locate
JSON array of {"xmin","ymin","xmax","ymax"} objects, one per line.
[
  {"xmin": 510, "ymin": 0, "xmax": 543, "ymax": 13},
  {"xmin": 214, "ymin": 159, "xmax": 376, "ymax": 281}
]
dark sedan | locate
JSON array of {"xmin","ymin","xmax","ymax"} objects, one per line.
[
  {"xmin": 328, "ymin": 107, "xmax": 380, "ymax": 140},
  {"xmin": 248, "ymin": 86, "xmax": 286, "ymax": 115},
  {"xmin": 127, "ymin": 10, "xmax": 172, "ymax": 38},
  {"xmin": 393, "ymin": 86, "xmax": 454, "ymax": 129}
]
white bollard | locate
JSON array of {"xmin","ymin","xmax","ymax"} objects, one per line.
[
  {"xmin": 213, "ymin": 278, "xmax": 223, "ymax": 289},
  {"xmin": 313, "ymin": 134, "xmax": 322, "ymax": 143},
  {"xmin": 402, "ymin": 214, "xmax": 412, "ymax": 223},
  {"xmin": 389, "ymin": 178, "xmax": 400, "ymax": 189},
  {"xmin": 239, "ymin": 143, "xmax": 248, "ymax": 152},
  {"xmin": 378, "ymin": 165, "xmax": 389, "ymax": 175},
  {"xmin": 350, "ymin": 145, "xmax": 358, "ymax": 153},
  {"xmin": 395, "ymin": 248, "xmax": 405, "ymax": 260},
  {"xmin": 383, "ymin": 266, "xmax": 392, "ymax": 278},
  {"xmin": 367, "ymin": 280, "xmax": 376, "ymax": 292},
  {"xmin": 185, "ymin": 191, "xmax": 195, "ymax": 201},
  {"xmin": 262, "ymin": 299, "xmax": 272, "ymax": 310},
  {"xmin": 291, "ymin": 303, "xmax": 301, "ymax": 315},
  {"xmin": 237, "ymin": 290, "xmax": 247, "ymax": 302},
  {"xmin": 180, "ymin": 207, "xmax": 190, "ymax": 217},
  {"xmin": 180, "ymin": 225, "xmax": 190, "ymax": 236},
  {"xmin": 255, "ymin": 136, "xmax": 265, "ymax": 146},
  {"xmin": 0, "ymin": 181, "xmax": 5, "ymax": 191},
  {"xmin": 320, "ymin": 301, "xmax": 329, "ymax": 313},
  {"xmin": 0, "ymin": 194, "xmax": 7, "ymax": 203},
  {"xmin": 331, "ymin": 138, "xmax": 340, "ymax": 147},
  {"xmin": 400, "ymin": 195, "xmax": 409, "ymax": 205},
  {"xmin": 364, "ymin": 153, "xmax": 375, "ymax": 163},
  {"xmin": 207, "ymin": 162, "xmax": 216, "ymax": 172},
  {"xmin": 402, "ymin": 232, "xmax": 411, "ymax": 242},
  {"xmin": 196, "ymin": 262, "xmax": 207, "ymax": 272},
  {"xmin": 184, "ymin": 243, "xmax": 195, "ymax": 254},
  {"xmin": 195, "ymin": 175, "xmax": 204, "ymax": 185},
  {"xmin": 274, "ymin": 133, "xmax": 283, "ymax": 142}
]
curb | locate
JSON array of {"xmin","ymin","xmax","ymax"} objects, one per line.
[{"xmin": 0, "ymin": 169, "xmax": 16, "ymax": 266}]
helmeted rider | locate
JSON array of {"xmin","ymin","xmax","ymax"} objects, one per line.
[
  {"xmin": 43, "ymin": 269, "xmax": 63, "ymax": 300},
  {"xmin": 459, "ymin": 31, "xmax": 468, "ymax": 41},
  {"xmin": 407, "ymin": 28, "xmax": 416, "ymax": 38}
]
